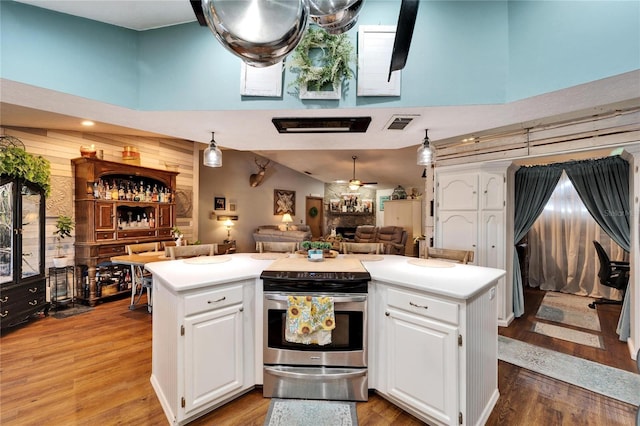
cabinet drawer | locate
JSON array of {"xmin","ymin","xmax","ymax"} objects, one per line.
[
  {"xmin": 117, "ymin": 230, "xmax": 156, "ymax": 239},
  {"xmin": 96, "ymin": 232, "xmax": 115, "ymax": 241},
  {"xmin": 98, "ymin": 245, "xmax": 126, "ymax": 256},
  {"xmin": 184, "ymin": 285, "xmax": 243, "ymax": 317},
  {"xmin": 157, "ymin": 229, "xmax": 172, "ymax": 237},
  {"xmin": 387, "ymin": 287, "xmax": 458, "ymax": 325}
]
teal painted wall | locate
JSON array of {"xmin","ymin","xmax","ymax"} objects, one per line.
[
  {"xmin": 507, "ymin": 0, "xmax": 640, "ymax": 101},
  {"xmin": 1, "ymin": 1, "xmax": 139, "ymax": 107},
  {"xmin": 1, "ymin": 0, "xmax": 638, "ymax": 111}
]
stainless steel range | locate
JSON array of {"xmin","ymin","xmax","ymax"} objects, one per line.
[{"xmin": 261, "ymin": 257, "xmax": 370, "ymax": 401}]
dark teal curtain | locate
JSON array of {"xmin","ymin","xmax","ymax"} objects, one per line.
[
  {"xmin": 513, "ymin": 165, "xmax": 563, "ymax": 317},
  {"xmin": 564, "ymin": 156, "xmax": 630, "ymax": 252},
  {"xmin": 564, "ymin": 156, "xmax": 631, "ymax": 340}
]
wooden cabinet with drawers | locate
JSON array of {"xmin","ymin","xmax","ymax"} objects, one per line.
[{"xmin": 72, "ymin": 158, "xmax": 178, "ymax": 306}]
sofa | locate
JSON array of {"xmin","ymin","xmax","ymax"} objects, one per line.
[
  {"xmin": 353, "ymin": 225, "xmax": 408, "ymax": 255},
  {"xmin": 253, "ymin": 225, "xmax": 312, "ymax": 243}
]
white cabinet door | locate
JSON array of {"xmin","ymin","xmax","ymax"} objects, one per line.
[
  {"xmin": 386, "ymin": 308, "xmax": 459, "ymax": 425},
  {"xmin": 183, "ymin": 304, "xmax": 243, "ymax": 414},
  {"xmin": 436, "ymin": 211, "xmax": 478, "ymax": 257},
  {"xmin": 437, "ymin": 173, "xmax": 478, "ymax": 211},
  {"xmin": 480, "ymin": 172, "xmax": 504, "ymax": 210},
  {"xmin": 479, "ymin": 210, "xmax": 504, "ymax": 269}
]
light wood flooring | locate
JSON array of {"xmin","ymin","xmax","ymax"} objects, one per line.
[{"xmin": 0, "ymin": 288, "xmax": 637, "ymax": 426}]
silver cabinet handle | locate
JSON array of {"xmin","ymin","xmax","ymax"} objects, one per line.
[
  {"xmin": 265, "ymin": 294, "xmax": 366, "ymax": 303},
  {"xmin": 409, "ymin": 301, "xmax": 428, "ymax": 309},
  {"xmin": 0, "ymin": 296, "xmax": 8, "ymax": 303},
  {"xmin": 208, "ymin": 296, "xmax": 226, "ymax": 303},
  {"xmin": 0, "ymin": 310, "xmax": 7, "ymax": 318},
  {"xmin": 264, "ymin": 366, "xmax": 367, "ymax": 380}
]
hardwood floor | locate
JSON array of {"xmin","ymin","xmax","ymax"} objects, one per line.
[{"xmin": 0, "ymin": 289, "xmax": 636, "ymax": 426}]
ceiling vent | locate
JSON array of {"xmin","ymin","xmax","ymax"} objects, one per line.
[
  {"xmin": 385, "ymin": 114, "xmax": 419, "ymax": 130},
  {"xmin": 272, "ymin": 117, "xmax": 371, "ymax": 134}
]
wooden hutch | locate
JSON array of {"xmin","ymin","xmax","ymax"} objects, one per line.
[{"xmin": 72, "ymin": 158, "xmax": 178, "ymax": 306}]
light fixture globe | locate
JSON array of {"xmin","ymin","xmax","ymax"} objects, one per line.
[
  {"xmin": 203, "ymin": 131, "xmax": 222, "ymax": 167},
  {"xmin": 417, "ymin": 129, "xmax": 433, "ymax": 166},
  {"xmin": 348, "ymin": 180, "xmax": 361, "ymax": 191}
]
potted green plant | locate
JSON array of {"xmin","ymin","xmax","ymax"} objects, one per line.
[
  {"xmin": 53, "ymin": 215, "xmax": 74, "ymax": 267},
  {"xmin": 0, "ymin": 144, "xmax": 51, "ymax": 196},
  {"xmin": 172, "ymin": 226, "xmax": 184, "ymax": 246}
]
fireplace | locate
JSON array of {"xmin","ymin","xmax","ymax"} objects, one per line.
[{"xmin": 336, "ymin": 226, "xmax": 357, "ymax": 240}]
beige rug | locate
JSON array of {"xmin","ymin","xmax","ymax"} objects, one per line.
[
  {"xmin": 532, "ymin": 322, "xmax": 604, "ymax": 349},
  {"xmin": 535, "ymin": 292, "xmax": 601, "ymax": 331}
]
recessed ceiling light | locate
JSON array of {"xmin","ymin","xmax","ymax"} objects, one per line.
[{"xmin": 81, "ymin": 120, "xmax": 95, "ymax": 127}]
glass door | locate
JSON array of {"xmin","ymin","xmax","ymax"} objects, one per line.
[
  {"xmin": 20, "ymin": 183, "xmax": 42, "ymax": 279},
  {"xmin": 0, "ymin": 180, "xmax": 13, "ymax": 284}
]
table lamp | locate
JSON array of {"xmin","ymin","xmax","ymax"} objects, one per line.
[
  {"xmin": 281, "ymin": 213, "xmax": 293, "ymax": 230},
  {"xmin": 224, "ymin": 219, "xmax": 234, "ymax": 240}
]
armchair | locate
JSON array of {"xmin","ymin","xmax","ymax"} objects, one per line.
[
  {"xmin": 377, "ymin": 226, "xmax": 407, "ymax": 255},
  {"xmin": 588, "ymin": 240, "xmax": 630, "ymax": 309},
  {"xmin": 353, "ymin": 225, "xmax": 377, "ymax": 243}
]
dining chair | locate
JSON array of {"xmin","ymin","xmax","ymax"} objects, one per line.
[
  {"xmin": 124, "ymin": 242, "xmax": 159, "ymax": 313},
  {"xmin": 341, "ymin": 242, "xmax": 383, "ymax": 255},
  {"xmin": 256, "ymin": 241, "xmax": 298, "ymax": 253},
  {"xmin": 126, "ymin": 242, "xmax": 159, "ymax": 255},
  {"xmin": 168, "ymin": 244, "xmax": 217, "ymax": 259},
  {"xmin": 424, "ymin": 247, "xmax": 474, "ymax": 264}
]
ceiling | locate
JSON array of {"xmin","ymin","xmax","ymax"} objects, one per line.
[{"xmin": 3, "ymin": 1, "xmax": 639, "ymax": 190}]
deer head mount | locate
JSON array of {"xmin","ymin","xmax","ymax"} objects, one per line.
[{"xmin": 249, "ymin": 158, "xmax": 271, "ymax": 187}]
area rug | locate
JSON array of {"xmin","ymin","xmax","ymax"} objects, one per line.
[
  {"xmin": 264, "ymin": 399, "xmax": 358, "ymax": 426},
  {"xmin": 532, "ymin": 321, "xmax": 604, "ymax": 349},
  {"xmin": 498, "ymin": 335, "xmax": 640, "ymax": 406},
  {"xmin": 535, "ymin": 291, "xmax": 601, "ymax": 331},
  {"xmin": 52, "ymin": 305, "xmax": 93, "ymax": 319}
]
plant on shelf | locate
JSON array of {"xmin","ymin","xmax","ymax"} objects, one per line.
[
  {"xmin": 0, "ymin": 145, "xmax": 51, "ymax": 196},
  {"xmin": 53, "ymin": 215, "xmax": 74, "ymax": 267},
  {"xmin": 288, "ymin": 26, "xmax": 354, "ymax": 93}
]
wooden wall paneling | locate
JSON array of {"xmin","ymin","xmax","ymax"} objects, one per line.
[{"xmin": 1, "ymin": 126, "xmax": 196, "ymax": 273}]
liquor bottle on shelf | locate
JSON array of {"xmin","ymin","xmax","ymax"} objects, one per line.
[
  {"xmin": 149, "ymin": 212, "xmax": 155, "ymax": 228},
  {"xmin": 152, "ymin": 185, "xmax": 159, "ymax": 202},
  {"xmin": 111, "ymin": 180, "xmax": 118, "ymax": 200},
  {"xmin": 118, "ymin": 182, "xmax": 125, "ymax": 200},
  {"xmin": 104, "ymin": 182, "xmax": 112, "ymax": 200}
]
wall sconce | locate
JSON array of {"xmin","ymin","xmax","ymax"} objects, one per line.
[
  {"xmin": 417, "ymin": 129, "xmax": 433, "ymax": 166},
  {"xmin": 203, "ymin": 131, "xmax": 222, "ymax": 167},
  {"xmin": 281, "ymin": 213, "xmax": 293, "ymax": 230}
]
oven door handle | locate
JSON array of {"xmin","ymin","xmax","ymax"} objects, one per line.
[
  {"xmin": 264, "ymin": 294, "xmax": 366, "ymax": 303},
  {"xmin": 264, "ymin": 366, "xmax": 367, "ymax": 380}
]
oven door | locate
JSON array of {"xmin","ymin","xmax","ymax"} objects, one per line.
[{"xmin": 263, "ymin": 293, "xmax": 367, "ymax": 368}]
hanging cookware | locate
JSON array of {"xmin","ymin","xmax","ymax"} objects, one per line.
[
  {"xmin": 308, "ymin": 0, "xmax": 364, "ymax": 34},
  {"xmin": 201, "ymin": 0, "xmax": 309, "ymax": 67}
]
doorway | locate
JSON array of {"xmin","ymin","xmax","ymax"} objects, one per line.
[{"xmin": 305, "ymin": 197, "xmax": 323, "ymax": 239}]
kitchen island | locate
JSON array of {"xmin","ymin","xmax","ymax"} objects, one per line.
[{"xmin": 146, "ymin": 253, "xmax": 505, "ymax": 426}]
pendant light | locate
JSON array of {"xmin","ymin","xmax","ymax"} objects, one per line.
[
  {"xmin": 203, "ymin": 131, "xmax": 222, "ymax": 167},
  {"xmin": 417, "ymin": 129, "xmax": 433, "ymax": 166}
]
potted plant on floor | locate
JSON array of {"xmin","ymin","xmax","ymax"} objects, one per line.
[{"xmin": 53, "ymin": 215, "xmax": 74, "ymax": 268}]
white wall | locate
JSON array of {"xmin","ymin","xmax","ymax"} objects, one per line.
[{"xmin": 197, "ymin": 150, "xmax": 325, "ymax": 253}]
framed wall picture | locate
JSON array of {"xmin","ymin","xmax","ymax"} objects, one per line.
[
  {"xmin": 214, "ymin": 197, "xmax": 226, "ymax": 211},
  {"xmin": 274, "ymin": 189, "xmax": 295, "ymax": 215},
  {"xmin": 379, "ymin": 195, "xmax": 391, "ymax": 211},
  {"xmin": 229, "ymin": 202, "xmax": 237, "ymax": 212}
]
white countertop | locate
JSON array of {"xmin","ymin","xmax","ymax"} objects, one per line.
[{"xmin": 145, "ymin": 253, "xmax": 505, "ymax": 299}]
